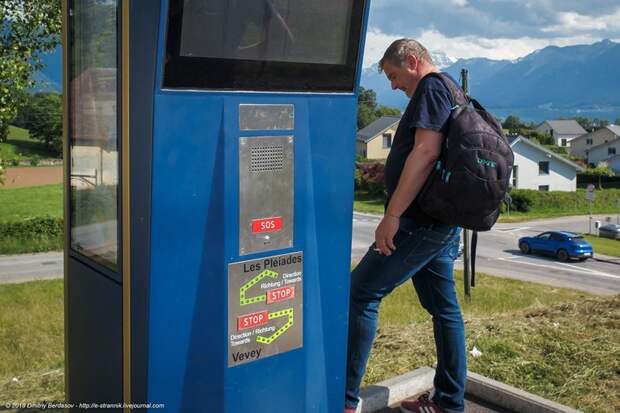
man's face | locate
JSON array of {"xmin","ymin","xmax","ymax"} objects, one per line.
[{"xmin": 382, "ymin": 57, "xmax": 418, "ymax": 98}]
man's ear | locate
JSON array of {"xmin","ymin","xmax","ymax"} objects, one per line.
[{"xmin": 406, "ymin": 54, "xmax": 418, "ymax": 71}]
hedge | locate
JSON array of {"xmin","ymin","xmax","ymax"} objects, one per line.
[
  {"xmin": 504, "ymin": 188, "xmax": 620, "ymax": 214},
  {"xmin": 0, "ymin": 216, "xmax": 63, "ymax": 239}
]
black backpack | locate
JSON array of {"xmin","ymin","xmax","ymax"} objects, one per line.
[
  {"xmin": 415, "ymin": 73, "xmax": 514, "ymax": 288},
  {"xmin": 416, "ymin": 72, "xmax": 514, "ymax": 232}
]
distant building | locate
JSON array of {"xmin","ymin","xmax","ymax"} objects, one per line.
[
  {"xmin": 356, "ymin": 115, "xmax": 400, "ymax": 160},
  {"xmin": 509, "ymin": 136, "xmax": 585, "ymax": 191},
  {"xmin": 587, "ymin": 138, "xmax": 620, "ymax": 170},
  {"xmin": 570, "ymin": 125, "xmax": 620, "ymax": 159},
  {"xmin": 604, "ymin": 155, "xmax": 620, "ymax": 175},
  {"xmin": 534, "ymin": 120, "xmax": 587, "ymax": 148}
]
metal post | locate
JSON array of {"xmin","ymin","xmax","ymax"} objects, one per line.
[
  {"xmin": 460, "ymin": 68, "xmax": 471, "ymax": 302},
  {"xmin": 589, "ymin": 199, "xmax": 592, "ymax": 234}
]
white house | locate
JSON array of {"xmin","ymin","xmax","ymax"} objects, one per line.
[
  {"xmin": 534, "ymin": 119, "xmax": 587, "ymax": 148},
  {"xmin": 587, "ymin": 138, "xmax": 620, "ymax": 167},
  {"xmin": 604, "ymin": 155, "xmax": 620, "ymax": 174},
  {"xmin": 570, "ymin": 125, "xmax": 620, "ymax": 159},
  {"xmin": 509, "ymin": 135, "xmax": 585, "ymax": 191}
]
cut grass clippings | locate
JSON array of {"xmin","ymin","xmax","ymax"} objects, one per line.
[
  {"xmin": 0, "ymin": 279, "xmax": 64, "ymax": 405},
  {"xmin": 365, "ymin": 272, "xmax": 620, "ymax": 413}
]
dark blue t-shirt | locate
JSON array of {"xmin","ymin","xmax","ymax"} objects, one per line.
[{"xmin": 384, "ymin": 73, "xmax": 458, "ymax": 224}]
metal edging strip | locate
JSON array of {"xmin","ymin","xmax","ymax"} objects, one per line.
[
  {"xmin": 61, "ymin": 0, "xmax": 70, "ymax": 403},
  {"xmin": 122, "ymin": 0, "xmax": 132, "ymax": 410}
]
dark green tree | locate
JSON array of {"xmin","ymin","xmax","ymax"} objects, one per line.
[
  {"xmin": 376, "ymin": 105, "xmax": 400, "ymax": 118},
  {"xmin": 21, "ymin": 92, "xmax": 63, "ymax": 156},
  {"xmin": 0, "ymin": 0, "xmax": 61, "ymax": 142},
  {"xmin": 587, "ymin": 162, "xmax": 616, "ymax": 189},
  {"xmin": 502, "ymin": 115, "xmax": 522, "ymax": 131},
  {"xmin": 357, "ymin": 87, "xmax": 378, "ymax": 129},
  {"xmin": 357, "ymin": 87, "xmax": 401, "ymax": 130},
  {"xmin": 575, "ymin": 117, "xmax": 593, "ymax": 132}
]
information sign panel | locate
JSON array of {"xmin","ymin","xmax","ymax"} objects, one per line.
[{"xmin": 227, "ymin": 251, "xmax": 303, "ymax": 366}]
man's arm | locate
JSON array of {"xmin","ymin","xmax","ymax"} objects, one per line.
[{"xmin": 374, "ymin": 128, "xmax": 443, "ymax": 255}]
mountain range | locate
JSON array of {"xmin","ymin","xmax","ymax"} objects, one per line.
[
  {"xmin": 361, "ymin": 39, "xmax": 620, "ymax": 122},
  {"xmin": 32, "ymin": 40, "xmax": 620, "ymax": 122}
]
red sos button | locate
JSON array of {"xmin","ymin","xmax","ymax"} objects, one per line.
[
  {"xmin": 267, "ymin": 286, "xmax": 295, "ymax": 304},
  {"xmin": 251, "ymin": 217, "xmax": 282, "ymax": 234},
  {"xmin": 237, "ymin": 311, "xmax": 269, "ymax": 331}
]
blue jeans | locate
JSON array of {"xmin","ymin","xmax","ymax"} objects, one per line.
[{"xmin": 345, "ymin": 218, "xmax": 466, "ymax": 413}]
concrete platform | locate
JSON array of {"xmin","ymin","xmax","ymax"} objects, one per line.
[{"xmin": 356, "ymin": 367, "xmax": 580, "ymax": 413}]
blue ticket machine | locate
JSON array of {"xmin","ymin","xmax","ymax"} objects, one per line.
[{"xmin": 63, "ymin": 0, "xmax": 369, "ymax": 411}]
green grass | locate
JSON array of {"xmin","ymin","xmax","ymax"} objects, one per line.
[
  {"xmin": 583, "ymin": 234, "xmax": 620, "ymax": 258},
  {"xmin": 0, "ymin": 126, "xmax": 57, "ymax": 161},
  {"xmin": 0, "ymin": 235, "xmax": 63, "ymax": 255},
  {"xmin": 364, "ymin": 272, "xmax": 619, "ymax": 413},
  {"xmin": 0, "ymin": 184, "xmax": 63, "ymax": 222},
  {"xmin": 0, "ymin": 185, "xmax": 64, "ymax": 254},
  {"xmin": 353, "ymin": 190, "xmax": 385, "ymax": 215},
  {"xmin": 1, "ymin": 275, "xmax": 618, "ymax": 412},
  {"xmin": 0, "ymin": 279, "xmax": 64, "ymax": 405}
]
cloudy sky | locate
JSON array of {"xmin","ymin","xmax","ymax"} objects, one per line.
[{"xmin": 363, "ymin": 0, "xmax": 620, "ymax": 68}]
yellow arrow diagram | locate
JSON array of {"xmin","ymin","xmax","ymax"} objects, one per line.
[
  {"xmin": 239, "ymin": 269, "xmax": 279, "ymax": 306},
  {"xmin": 256, "ymin": 308, "xmax": 294, "ymax": 344}
]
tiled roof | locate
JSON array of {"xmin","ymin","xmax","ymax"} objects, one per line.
[
  {"xmin": 357, "ymin": 115, "xmax": 401, "ymax": 143},
  {"xmin": 542, "ymin": 120, "xmax": 587, "ymax": 135}
]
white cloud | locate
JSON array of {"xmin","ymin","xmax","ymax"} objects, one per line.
[
  {"xmin": 363, "ymin": 27, "xmax": 615, "ymax": 66},
  {"xmin": 450, "ymin": 0, "xmax": 469, "ymax": 7},
  {"xmin": 542, "ymin": 8, "xmax": 620, "ymax": 33}
]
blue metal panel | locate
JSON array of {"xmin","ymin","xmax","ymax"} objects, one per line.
[{"xmin": 147, "ymin": 1, "xmax": 370, "ymax": 411}]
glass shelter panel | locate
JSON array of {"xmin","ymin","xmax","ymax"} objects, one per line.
[
  {"xmin": 180, "ymin": 0, "xmax": 353, "ymax": 65},
  {"xmin": 69, "ymin": 0, "xmax": 119, "ymax": 271}
]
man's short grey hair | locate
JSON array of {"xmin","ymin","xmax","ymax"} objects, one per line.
[{"xmin": 378, "ymin": 39, "xmax": 433, "ymax": 73}]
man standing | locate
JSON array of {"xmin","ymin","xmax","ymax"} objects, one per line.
[{"xmin": 344, "ymin": 39, "xmax": 466, "ymax": 413}]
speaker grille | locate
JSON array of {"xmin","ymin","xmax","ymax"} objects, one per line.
[{"xmin": 250, "ymin": 145, "xmax": 285, "ymax": 172}]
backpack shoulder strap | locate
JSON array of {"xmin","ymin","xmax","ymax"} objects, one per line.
[{"xmin": 424, "ymin": 72, "xmax": 469, "ymax": 107}]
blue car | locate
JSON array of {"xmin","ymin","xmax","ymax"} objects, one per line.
[{"xmin": 518, "ymin": 231, "xmax": 593, "ymax": 262}]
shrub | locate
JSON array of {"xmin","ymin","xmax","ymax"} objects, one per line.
[
  {"xmin": 355, "ymin": 162, "xmax": 386, "ymax": 198},
  {"xmin": 10, "ymin": 158, "xmax": 19, "ymax": 166},
  {"xmin": 509, "ymin": 190, "xmax": 534, "ymax": 212},
  {"xmin": 30, "ymin": 155, "xmax": 40, "ymax": 166},
  {"xmin": 0, "ymin": 216, "xmax": 63, "ymax": 239}
]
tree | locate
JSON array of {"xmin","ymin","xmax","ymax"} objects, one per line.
[
  {"xmin": 502, "ymin": 115, "xmax": 522, "ymax": 131},
  {"xmin": 615, "ymin": 117, "xmax": 620, "ymax": 126},
  {"xmin": 0, "ymin": 0, "xmax": 61, "ymax": 142},
  {"xmin": 357, "ymin": 87, "xmax": 378, "ymax": 129},
  {"xmin": 376, "ymin": 105, "xmax": 400, "ymax": 118},
  {"xmin": 20, "ymin": 92, "xmax": 62, "ymax": 156},
  {"xmin": 357, "ymin": 87, "xmax": 401, "ymax": 130},
  {"xmin": 587, "ymin": 162, "xmax": 616, "ymax": 189}
]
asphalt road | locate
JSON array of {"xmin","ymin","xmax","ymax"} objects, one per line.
[
  {"xmin": 352, "ymin": 213, "xmax": 620, "ymax": 296},
  {"xmin": 1, "ymin": 214, "xmax": 619, "ymax": 295}
]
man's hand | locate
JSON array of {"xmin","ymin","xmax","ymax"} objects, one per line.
[{"xmin": 374, "ymin": 215, "xmax": 399, "ymax": 256}]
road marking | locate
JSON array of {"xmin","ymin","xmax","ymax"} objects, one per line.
[
  {"xmin": 493, "ymin": 227, "xmax": 530, "ymax": 233},
  {"xmin": 496, "ymin": 257, "xmax": 620, "ymax": 279}
]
